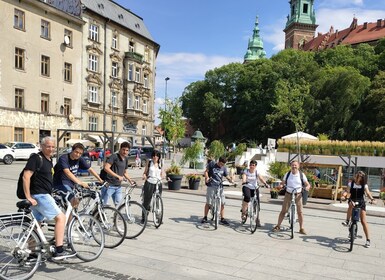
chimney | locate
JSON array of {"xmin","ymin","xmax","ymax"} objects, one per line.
[
  {"xmin": 377, "ymin": 19, "xmax": 382, "ymax": 27},
  {"xmin": 363, "ymin": 22, "xmax": 368, "ymax": 29}
]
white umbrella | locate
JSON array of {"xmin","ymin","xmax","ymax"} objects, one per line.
[
  {"xmin": 66, "ymin": 139, "xmax": 95, "ymax": 147},
  {"xmin": 281, "ymin": 131, "xmax": 318, "ymax": 141}
]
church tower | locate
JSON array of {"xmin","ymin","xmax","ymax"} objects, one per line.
[
  {"xmin": 244, "ymin": 16, "xmax": 267, "ymax": 63},
  {"xmin": 284, "ymin": 0, "xmax": 318, "ymax": 49}
]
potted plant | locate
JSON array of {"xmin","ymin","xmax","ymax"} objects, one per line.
[
  {"xmin": 270, "ymin": 187, "xmax": 280, "ymax": 199},
  {"xmin": 166, "ymin": 163, "xmax": 183, "ymax": 190},
  {"xmin": 186, "ymin": 173, "xmax": 201, "ymax": 190}
]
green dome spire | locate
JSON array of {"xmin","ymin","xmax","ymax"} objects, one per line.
[{"xmin": 244, "ymin": 16, "xmax": 267, "ymax": 62}]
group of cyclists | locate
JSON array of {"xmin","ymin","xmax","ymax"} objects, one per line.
[{"xmin": 21, "ymin": 137, "xmax": 376, "ymax": 265}]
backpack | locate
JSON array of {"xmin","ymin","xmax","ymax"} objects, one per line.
[
  {"xmin": 285, "ymin": 170, "xmax": 305, "ymax": 188},
  {"xmin": 100, "ymin": 153, "xmax": 128, "ymax": 180},
  {"xmin": 17, "ymin": 153, "xmax": 43, "ymax": 199}
]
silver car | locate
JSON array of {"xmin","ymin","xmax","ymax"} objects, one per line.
[{"xmin": 5, "ymin": 142, "xmax": 40, "ymax": 160}]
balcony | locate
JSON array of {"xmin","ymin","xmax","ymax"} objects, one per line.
[{"xmin": 125, "ymin": 51, "xmax": 143, "ymax": 64}]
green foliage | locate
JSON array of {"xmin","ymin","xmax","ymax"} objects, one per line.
[
  {"xmin": 181, "ymin": 142, "xmax": 204, "ymax": 168},
  {"xmin": 208, "ymin": 140, "xmax": 225, "ymax": 161},
  {"xmin": 268, "ymin": 161, "xmax": 290, "ymax": 180},
  {"xmin": 166, "ymin": 163, "xmax": 181, "ymax": 175},
  {"xmin": 317, "ymin": 133, "xmax": 329, "ymax": 141}
]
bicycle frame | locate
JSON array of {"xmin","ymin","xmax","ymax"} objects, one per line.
[{"xmin": 349, "ymin": 201, "xmax": 361, "ymax": 251}]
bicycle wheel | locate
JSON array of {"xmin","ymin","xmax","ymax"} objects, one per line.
[
  {"xmin": 67, "ymin": 214, "xmax": 104, "ymax": 262},
  {"xmin": 0, "ymin": 222, "xmax": 42, "ymax": 280},
  {"xmin": 77, "ymin": 193, "xmax": 93, "ymax": 214},
  {"xmin": 214, "ymin": 197, "xmax": 220, "ymax": 230},
  {"xmin": 94, "ymin": 206, "xmax": 126, "ymax": 248},
  {"xmin": 152, "ymin": 194, "xmax": 164, "ymax": 228},
  {"xmin": 290, "ymin": 204, "xmax": 295, "ymax": 239},
  {"xmin": 349, "ymin": 222, "xmax": 357, "ymax": 252},
  {"xmin": 117, "ymin": 201, "xmax": 147, "ymax": 239},
  {"xmin": 250, "ymin": 200, "xmax": 259, "ymax": 234}
]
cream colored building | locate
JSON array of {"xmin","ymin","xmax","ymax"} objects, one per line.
[
  {"xmin": 80, "ymin": 1, "xmax": 159, "ymax": 147},
  {"xmin": 0, "ymin": 0, "xmax": 84, "ymax": 144}
]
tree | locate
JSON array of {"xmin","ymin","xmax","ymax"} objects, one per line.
[
  {"xmin": 158, "ymin": 98, "xmax": 185, "ymax": 160},
  {"xmin": 207, "ymin": 140, "xmax": 225, "ymax": 161}
]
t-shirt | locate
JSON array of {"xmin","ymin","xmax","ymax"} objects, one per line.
[
  {"xmin": 283, "ymin": 171, "xmax": 308, "ymax": 194},
  {"xmin": 147, "ymin": 160, "xmax": 162, "ymax": 184},
  {"xmin": 53, "ymin": 153, "xmax": 90, "ymax": 188},
  {"xmin": 105, "ymin": 153, "xmax": 128, "ymax": 186},
  {"xmin": 244, "ymin": 169, "xmax": 258, "ymax": 189},
  {"xmin": 206, "ymin": 161, "xmax": 228, "ymax": 188},
  {"xmin": 24, "ymin": 152, "xmax": 53, "ymax": 195}
]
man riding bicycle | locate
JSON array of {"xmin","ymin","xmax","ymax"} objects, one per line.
[
  {"xmin": 201, "ymin": 156, "xmax": 233, "ymax": 225},
  {"xmin": 272, "ymin": 160, "xmax": 310, "ymax": 235}
]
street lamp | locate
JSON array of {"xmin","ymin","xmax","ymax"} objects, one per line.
[{"xmin": 163, "ymin": 77, "xmax": 170, "ymax": 159}]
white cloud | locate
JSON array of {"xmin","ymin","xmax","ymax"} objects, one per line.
[{"xmin": 318, "ymin": 0, "xmax": 364, "ymax": 8}]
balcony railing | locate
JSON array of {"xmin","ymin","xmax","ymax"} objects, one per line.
[{"xmin": 125, "ymin": 51, "xmax": 143, "ymax": 63}]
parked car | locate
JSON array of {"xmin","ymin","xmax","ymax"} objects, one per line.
[
  {"xmin": 127, "ymin": 148, "xmax": 147, "ymax": 167},
  {"xmin": 89, "ymin": 148, "xmax": 111, "ymax": 161},
  {"xmin": 5, "ymin": 142, "xmax": 40, "ymax": 160},
  {"xmin": 0, "ymin": 144, "xmax": 15, "ymax": 164}
]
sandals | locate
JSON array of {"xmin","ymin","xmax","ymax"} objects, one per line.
[
  {"xmin": 272, "ymin": 225, "xmax": 280, "ymax": 232},
  {"xmin": 241, "ymin": 212, "xmax": 248, "ymax": 224}
]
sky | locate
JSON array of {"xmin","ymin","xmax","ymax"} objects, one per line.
[{"xmin": 115, "ymin": 0, "xmax": 385, "ymax": 122}]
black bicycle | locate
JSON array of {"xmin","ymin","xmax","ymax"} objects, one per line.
[{"xmin": 348, "ymin": 201, "xmax": 361, "ymax": 252}]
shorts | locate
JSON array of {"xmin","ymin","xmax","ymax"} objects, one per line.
[
  {"xmin": 281, "ymin": 191, "xmax": 303, "ymax": 214},
  {"xmin": 206, "ymin": 186, "xmax": 225, "ymax": 205},
  {"xmin": 31, "ymin": 194, "xmax": 62, "ymax": 222},
  {"xmin": 54, "ymin": 184, "xmax": 75, "ymax": 201}
]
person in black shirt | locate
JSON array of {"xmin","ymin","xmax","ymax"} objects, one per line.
[{"xmin": 22, "ymin": 136, "xmax": 75, "ymax": 260}]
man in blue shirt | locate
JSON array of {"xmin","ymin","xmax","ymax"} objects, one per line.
[{"xmin": 201, "ymin": 156, "xmax": 233, "ymax": 225}]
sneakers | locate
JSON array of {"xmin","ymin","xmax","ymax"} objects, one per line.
[
  {"xmin": 341, "ymin": 220, "xmax": 349, "ymax": 227},
  {"xmin": 272, "ymin": 225, "xmax": 280, "ymax": 232},
  {"xmin": 201, "ymin": 216, "xmax": 208, "ymax": 224},
  {"xmin": 220, "ymin": 218, "xmax": 229, "ymax": 226},
  {"xmin": 299, "ymin": 228, "xmax": 307, "ymax": 235},
  {"xmin": 52, "ymin": 250, "xmax": 76, "ymax": 261},
  {"xmin": 365, "ymin": 239, "xmax": 371, "ymax": 248}
]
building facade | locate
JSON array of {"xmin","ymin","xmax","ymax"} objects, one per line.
[
  {"xmin": 0, "ymin": 0, "xmax": 84, "ymax": 144},
  {"xmin": 80, "ymin": 0, "xmax": 159, "ymax": 147},
  {"xmin": 283, "ymin": 0, "xmax": 318, "ymax": 50}
]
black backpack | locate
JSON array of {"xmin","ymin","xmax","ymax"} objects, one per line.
[{"xmin": 17, "ymin": 153, "xmax": 43, "ymax": 199}]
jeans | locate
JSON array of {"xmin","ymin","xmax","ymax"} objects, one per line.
[{"xmin": 101, "ymin": 185, "xmax": 122, "ymax": 207}]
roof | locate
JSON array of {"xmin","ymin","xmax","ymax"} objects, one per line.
[
  {"xmin": 81, "ymin": 0, "xmax": 157, "ymax": 45},
  {"xmin": 301, "ymin": 17, "xmax": 385, "ymax": 51}
]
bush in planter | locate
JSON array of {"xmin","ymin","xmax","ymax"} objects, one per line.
[
  {"xmin": 270, "ymin": 187, "xmax": 281, "ymax": 199},
  {"xmin": 186, "ymin": 173, "xmax": 202, "ymax": 190},
  {"xmin": 166, "ymin": 164, "xmax": 183, "ymax": 190}
]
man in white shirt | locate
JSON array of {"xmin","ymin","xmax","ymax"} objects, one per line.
[{"xmin": 272, "ymin": 160, "xmax": 310, "ymax": 234}]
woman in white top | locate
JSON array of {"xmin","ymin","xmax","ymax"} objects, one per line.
[
  {"xmin": 241, "ymin": 160, "xmax": 268, "ymax": 224},
  {"xmin": 142, "ymin": 150, "xmax": 164, "ymax": 211}
]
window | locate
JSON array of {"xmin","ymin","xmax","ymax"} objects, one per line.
[
  {"xmin": 88, "ymin": 54, "xmax": 98, "ymax": 72},
  {"xmin": 112, "ymin": 34, "xmax": 118, "ymax": 49},
  {"xmin": 14, "ymin": 127, "xmax": 24, "ymax": 142},
  {"xmin": 41, "ymin": 19, "xmax": 50, "ymax": 39},
  {"xmin": 111, "ymin": 62, "xmax": 118, "ymax": 78},
  {"xmin": 127, "ymin": 92, "xmax": 133, "ymax": 109},
  {"xmin": 111, "ymin": 91, "xmax": 117, "ymax": 107},
  {"xmin": 64, "ymin": 29, "xmax": 73, "ymax": 47},
  {"xmin": 112, "ymin": 120, "xmax": 117, "ymax": 132},
  {"xmin": 142, "ymin": 99, "xmax": 147, "ymax": 113},
  {"xmin": 89, "ymin": 24, "xmax": 99, "ymax": 41},
  {"xmin": 128, "ymin": 63, "xmax": 133, "ymax": 81},
  {"xmin": 63, "ymin": 132, "xmax": 70, "ymax": 144},
  {"xmin": 15, "ymin": 88, "xmax": 24, "ymax": 109},
  {"xmin": 135, "ymin": 96, "xmax": 140, "ymax": 110},
  {"xmin": 135, "ymin": 68, "xmax": 141, "ymax": 83},
  {"xmin": 41, "ymin": 55, "xmax": 50, "ymax": 77},
  {"xmin": 144, "ymin": 49, "xmax": 149, "ymax": 62},
  {"xmin": 15, "ymin": 48, "xmax": 25, "ymax": 70},
  {"xmin": 64, "ymin": 98, "xmax": 71, "ymax": 116},
  {"xmin": 89, "ymin": 116, "xmax": 98, "ymax": 131},
  {"xmin": 14, "ymin": 9, "xmax": 25, "ymax": 30},
  {"xmin": 128, "ymin": 41, "xmax": 134, "ymax": 52},
  {"xmin": 41, "ymin": 93, "xmax": 49, "ymax": 113},
  {"xmin": 303, "ymin": 4, "xmax": 309, "ymax": 14},
  {"xmin": 142, "ymin": 125, "xmax": 146, "ymax": 136},
  {"xmin": 88, "ymin": 85, "xmax": 98, "ymax": 103},
  {"xmin": 144, "ymin": 73, "xmax": 149, "ymax": 88},
  {"xmin": 64, "ymin": 63, "xmax": 72, "ymax": 82}
]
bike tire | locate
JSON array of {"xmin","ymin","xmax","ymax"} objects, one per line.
[
  {"xmin": 349, "ymin": 223, "xmax": 357, "ymax": 252},
  {"xmin": 214, "ymin": 197, "xmax": 220, "ymax": 230},
  {"xmin": 0, "ymin": 222, "xmax": 42, "ymax": 280},
  {"xmin": 94, "ymin": 206, "xmax": 126, "ymax": 248},
  {"xmin": 153, "ymin": 194, "xmax": 164, "ymax": 228},
  {"xmin": 77, "ymin": 192, "xmax": 93, "ymax": 214},
  {"xmin": 67, "ymin": 214, "xmax": 104, "ymax": 262},
  {"xmin": 290, "ymin": 204, "xmax": 295, "ymax": 239},
  {"xmin": 117, "ymin": 201, "xmax": 147, "ymax": 239},
  {"xmin": 250, "ymin": 200, "xmax": 259, "ymax": 234}
]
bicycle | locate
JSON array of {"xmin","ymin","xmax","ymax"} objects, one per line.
[
  {"xmin": 116, "ymin": 181, "xmax": 148, "ymax": 239},
  {"xmin": 141, "ymin": 177, "xmax": 164, "ymax": 228},
  {"xmin": 348, "ymin": 201, "xmax": 362, "ymax": 252},
  {"xmin": 209, "ymin": 182, "xmax": 223, "ymax": 230},
  {"xmin": 241, "ymin": 184, "xmax": 260, "ymax": 234},
  {"xmin": 288, "ymin": 189, "xmax": 298, "ymax": 239},
  {"xmin": 74, "ymin": 182, "xmax": 127, "ymax": 248},
  {"xmin": 0, "ymin": 192, "xmax": 104, "ymax": 280}
]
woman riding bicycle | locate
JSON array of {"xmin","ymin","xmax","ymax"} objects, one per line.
[
  {"xmin": 241, "ymin": 160, "xmax": 269, "ymax": 225},
  {"xmin": 341, "ymin": 171, "xmax": 375, "ymax": 248},
  {"xmin": 142, "ymin": 150, "xmax": 164, "ymax": 211}
]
